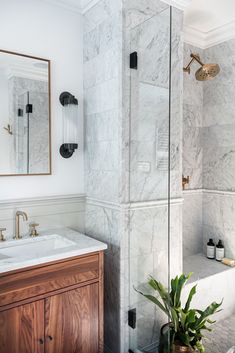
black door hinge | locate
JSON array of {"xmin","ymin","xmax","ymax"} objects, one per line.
[
  {"xmin": 26, "ymin": 104, "xmax": 33, "ymax": 114},
  {"xmin": 130, "ymin": 52, "xmax": 138, "ymax": 70},
  {"xmin": 18, "ymin": 108, "xmax": 23, "ymax": 117},
  {"xmin": 128, "ymin": 308, "xmax": 136, "ymax": 329}
]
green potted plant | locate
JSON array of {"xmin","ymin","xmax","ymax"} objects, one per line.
[{"xmin": 136, "ymin": 273, "xmax": 222, "ymax": 353}]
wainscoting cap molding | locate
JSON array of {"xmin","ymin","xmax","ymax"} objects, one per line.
[
  {"xmin": 0, "ymin": 194, "xmax": 86, "ymax": 210},
  {"xmin": 184, "ymin": 21, "xmax": 235, "ymax": 49},
  {"xmin": 86, "ymin": 197, "xmax": 184, "ymax": 211},
  {"xmin": 183, "ymin": 189, "xmax": 235, "ymax": 197}
]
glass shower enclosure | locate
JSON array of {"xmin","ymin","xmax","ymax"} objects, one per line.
[{"xmin": 128, "ymin": 3, "xmax": 183, "ymax": 352}]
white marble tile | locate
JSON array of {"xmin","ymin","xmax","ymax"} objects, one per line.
[
  {"xmin": 183, "ymin": 192, "xmax": 203, "ymax": 257},
  {"xmin": 203, "ymin": 147, "xmax": 235, "ymax": 191},
  {"xmin": 183, "ymin": 103, "xmax": 203, "ymax": 128},
  {"xmin": 130, "ymin": 10, "xmax": 170, "ymax": 89},
  {"xmin": 83, "ymin": 0, "xmax": 121, "ymax": 34},
  {"xmin": 86, "ymin": 140, "xmax": 119, "ymax": 171},
  {"xmin": 84, "ymin": 78, "xmax": 119, "ymax": 115},
  {"xmin": 124, "ymin": 0, "xmax": 169, "ymax": 30},
  {"xmin": 203, "ymin": 101, "xmax": 235, "ymax": 127},
  {"xmin": 84, "ymin": 46, "xmax": 119, "ymax": 89},
  {"xmin": 85, "ymin": 170, "xmax": 119, "ymax": 202},
  {"xmin": 203, "ymin": 125, "xmax": 235, "ymax": 149},
  {"xmin": 85, "ymin": 110, "xmax": 119, "ymax": 143}
]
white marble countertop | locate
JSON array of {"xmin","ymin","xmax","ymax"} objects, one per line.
[{"xmin": 0, "ymin": 228, "xmax": 107, "ymax": 274}]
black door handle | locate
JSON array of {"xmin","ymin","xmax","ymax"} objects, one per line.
[
  {"xmin": 39, "ymin": 338, "xmax": 44, "ymax": 345},
  {"xmin": 47, "ymin": 335, "xmax": 53, "ymax": 341}
]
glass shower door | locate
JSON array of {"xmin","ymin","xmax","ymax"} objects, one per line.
[{"xmin": 128, "ymin": 4, "xmax": 172, "ymax": 352}]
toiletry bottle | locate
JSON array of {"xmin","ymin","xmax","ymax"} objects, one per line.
[
  {"xmin": 207, "ymin": 238, "xmax": 215, "ymax": 259},
  {"xmin": 216, "ymin": 239, "xmax": 224, "ymax": 262}
]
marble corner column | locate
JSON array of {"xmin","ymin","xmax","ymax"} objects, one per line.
[{"xmin": 83, "ymin": 1, "xmax": 184, "ymax": 352}]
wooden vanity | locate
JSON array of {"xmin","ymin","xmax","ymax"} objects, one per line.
[{"xmin": 0, "ymin": 251, "xmax": 104, "ymax": 353}]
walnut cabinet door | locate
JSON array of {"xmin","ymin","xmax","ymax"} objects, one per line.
[
  {"xmin": 0, "ymin": 300, "xmax": 44, "ymax": 353},
  {"xmin": 45, "ymin": 283, "xmax": 99, "ymax": 353}
]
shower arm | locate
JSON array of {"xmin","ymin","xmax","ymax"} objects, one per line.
[{"xmin": 183, "ymin": 53, "xmax": 204, "ymax": 74}]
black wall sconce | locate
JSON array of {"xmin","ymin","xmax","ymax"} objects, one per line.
[{"xmin": 59, "ymin": 91, "xmax": 78, "ymax": 158}]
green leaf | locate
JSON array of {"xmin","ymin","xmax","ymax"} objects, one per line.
[
  {"xmin": 196, "ymin": 300, "xmax": 223, "ymax": 328},
  {"xmin": 139, "ymin": 293, "xmax": 169, "ymax": 316},
  {"xmin": 184, "ymin": 285, "xmax": 197, "ymax": 312},
  {"xmin": 171, "ymin": 308, "xmax": 179, "ymax": 332},
  {"xmin": 170, "ymin": 273, "xmax": 192, "ymax": 308}
]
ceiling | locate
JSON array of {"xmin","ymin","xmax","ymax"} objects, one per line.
[
  {"xmin": 42, "ymin": 0, "xmax": 98, "ymax": 13},
  {"xmin": 184, "ymin": 0, "xmax": 235, "ymax": 48},
  {"xmin": 184, "ymin": 0, "xmax": 235, "ymax": 32},
  {"xmin": 42, "ymin": 0, "xmax": 235, "ymax": 49}
]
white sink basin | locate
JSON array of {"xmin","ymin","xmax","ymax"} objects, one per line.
[
  {"xmin": 0, "ymin": 234, "xmax": 76, "ymax": 259},
  {"xmin": 0, "ymin": 229, "xmax": 107, "ymax": 274}
]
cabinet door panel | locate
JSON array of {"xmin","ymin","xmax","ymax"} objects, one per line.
[
  {"xmin": 0, "ymin": 300, "xmax": 44, "ymax": 353},
  {"xmin": 45, "ymin": 283, "xmax": 99, "ymax": 353}
]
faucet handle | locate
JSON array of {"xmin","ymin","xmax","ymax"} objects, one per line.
[
  {"xmin": 29, "ymin": 223, "xmax": 39, "ymax": 237},
  {"xmin": 0, "ymin": 228, "xmax": 6, "ymax": 242}
]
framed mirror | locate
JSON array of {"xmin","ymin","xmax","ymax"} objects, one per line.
[{"xmin": 0, "ymin": 49, "xmax": 51, "ymax": 176}]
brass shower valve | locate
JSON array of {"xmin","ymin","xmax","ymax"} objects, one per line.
[{"xmin": 182, "ymin": 175, "xmax": 190, "ymax": 190}]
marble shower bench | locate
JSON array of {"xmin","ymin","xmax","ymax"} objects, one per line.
[{"xmin": 183, "ymin": 254, "xmax": 235, "ymax": 320}]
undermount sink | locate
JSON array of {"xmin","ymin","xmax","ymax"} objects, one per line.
[{"xmin": 0, "ymin": 234, "xmax": 76, "ymax": 260}]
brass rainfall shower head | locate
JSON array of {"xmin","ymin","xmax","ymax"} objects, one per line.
[{"xmin": 183, "ymin": 53, "xmax": 220, "ymax": 81}]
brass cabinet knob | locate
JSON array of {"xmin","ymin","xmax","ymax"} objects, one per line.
[
  {"xmin": 29, "ymin": 223, "xmax": 39, "ymax": 237},
  {"xmin": 0, "ymin": 228, "xmax": 6, "ymax": 242}
]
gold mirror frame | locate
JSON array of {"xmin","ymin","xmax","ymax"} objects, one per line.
[{"xmin": 0, "ymin": 49, "xmax": 51, "ymax": 177}]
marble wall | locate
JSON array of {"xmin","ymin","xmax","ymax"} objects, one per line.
[
  {"xmin": 183, "ymin": 39, "xmax": 235, "ymax": 260},
  {"xmin": 202, "ymin": 38, "xmax": 235, "ymax": 259},
  {"xmin": 203, "ymin": 39, "xmax": 235, "ymax": 191},
  {"xmin": 182, "ymin": 43, "xmax": 204, "ymax": 257},
  {"xmin": 83, "ymin": 1, "xmax": 123, "ymax": 352},
  {"xmin": 84, "ymin": 1, "xmax": 183, "ymax": 352}
]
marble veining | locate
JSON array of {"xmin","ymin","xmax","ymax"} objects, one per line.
[
  {"xmin": 84, "ymin": 1, "xmax": 183, "ymax": 352},
  {"xmin": 183, "ymin": 39, "xmax": 235, "ymax": 262}
]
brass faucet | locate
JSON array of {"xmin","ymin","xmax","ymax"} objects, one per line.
[
  {"xmin": 182, "ymin": 175, "xmax": 190, "ymax": 190},
  {"xmin": 14, "ymin": 211, "xmax": 28, "ymax": 239}
]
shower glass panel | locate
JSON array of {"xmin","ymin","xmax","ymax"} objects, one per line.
[{"xmin": 128, "ymin": 4, "xmax": 172, "ymax": 352}]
